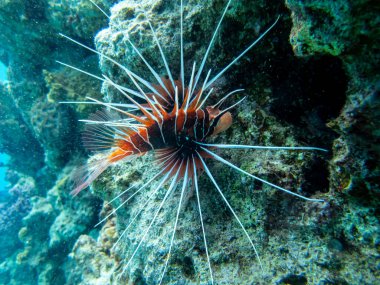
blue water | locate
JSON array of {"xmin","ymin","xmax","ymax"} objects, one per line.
[
  {"xmin": 0, "ymin": 62, "xmax": 8, "ymax": 192},
  {"xmin": 0, "ymin": 153, "xmax": 9, "ymax": 192},
  {"xmin": 0, "ymin": 62, "xmax": 6, "ymax": 80}
]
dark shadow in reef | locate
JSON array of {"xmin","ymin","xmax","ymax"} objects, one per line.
[
  {"xmin": 269, "ymin": 54, "xmax": 347, "ymax": 195},
  {"xmin": 269, "ymin": 55, "xmax": 347, "ymax": 141},
  {"xmin": 210, "ymin": 10, "xmax": 346, "ymax": 195}
]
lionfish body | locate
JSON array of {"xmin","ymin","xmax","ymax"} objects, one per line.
[
  {"xmin": 73, "ymin": 79, "xmax": 233, "ymax": 195},
  {"xmin": 61, "ymin": 0, "xmax": 327, "ymax": 283}
]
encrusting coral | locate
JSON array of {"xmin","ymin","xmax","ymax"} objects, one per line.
[{"xmin": 0, "ymin": 0, "xmax": 377, "ymax": 284}]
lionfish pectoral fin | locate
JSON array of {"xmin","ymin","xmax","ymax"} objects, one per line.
[
  {"xmin": 210, "ymin": 111, "xmax": 232, "ymax": 136},
  {"xmin": 81, "ymin": 109, "xmax": 120, "ymax": 153}
]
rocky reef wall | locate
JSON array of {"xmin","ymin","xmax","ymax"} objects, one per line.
[
  {"xmin": 0, "ymin": 0, "xmax": 115, "ymax": 284},
  {"xmin": 0, "ymin": 0, "xmax": 378, "ymax": 284}
]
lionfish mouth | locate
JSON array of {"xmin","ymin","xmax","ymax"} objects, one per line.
[{"xmin": 58, "ymin": 0, "xmax": 327, "ymax": 283}]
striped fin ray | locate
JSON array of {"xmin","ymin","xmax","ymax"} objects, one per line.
[
  {"xmin": 82, "ymin": 109, "xmax": 140, "ymax": 153},
  {"xmin": 73, "ymin": 108, "xmax": 145, "ymax": 196},
  {"xmin": 85, "ymin": 97, "xmax": 150, "ymax": 125},
  {"xmin": 70, "ymin": 152, "xmax": 138, "ymax": 196},
  {"xmin": 70, "ymin": 156, "xmax": 112, "ymax": 196},
  {"xmin": 82, "ymin": 110, "xmax": 120, "ymax": 152}
]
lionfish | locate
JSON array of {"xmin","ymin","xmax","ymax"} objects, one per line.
[{"xmin": 59, "ymin": 0, "xmax": 326, "ymax": 283}]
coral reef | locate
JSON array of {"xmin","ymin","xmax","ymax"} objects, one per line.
[
  {"xmin": 286, "ymin": 0, "xmax": 379, "ymax": 197},
  {"xmin": 0, "ymin": 0, "xmax": 114, "ymax": 284},
  {"xmin": 0, "ymin": 175, "xmax": 34, "ymax": 260},
  {"xmin": 65, "ymin": 217, "xmax": 119, "ymax": 284},
  {"xmin": 46, "ymin": 0, "xmax": 111, "ymax": 40},
  {"xmin": 0, "ymin": 166, "xmax": 102, "ymax": 285},
  {"xmin": 91, "ymin": 0, "xmax": 379, "ymax": 283},
  {"xmin": 0, "ymin": 0, "xmax": 378, "ymax": 284},
  {"xmin": 0, "ymin": 83, "xmax": 44, "ymax": 175},
  {"xmin": 285, "ymin": 0, "xmax": 380, "ymax": 284}
]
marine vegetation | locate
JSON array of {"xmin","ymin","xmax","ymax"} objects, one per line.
[{"xmin": 60, "ymin": 0, "xmax": 327, "ymax": 283}]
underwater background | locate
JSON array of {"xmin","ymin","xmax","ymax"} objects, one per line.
[
  {"xmin": 0, "ymin": 63, "xmax": 8, "ymax": 193},
  {"xmin": 0, "ymin": 0, "xmax": 378, "ymax": 284}
]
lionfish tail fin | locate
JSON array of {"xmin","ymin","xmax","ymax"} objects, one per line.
[{"xmin": 70, "ymin": 156, "xmax": 112, "ymax": 196}]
